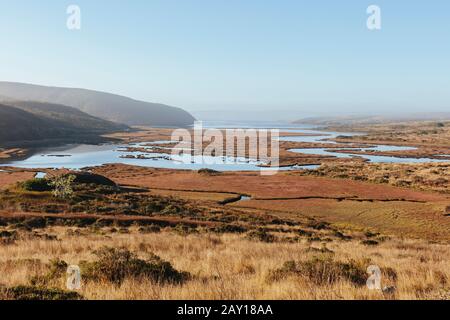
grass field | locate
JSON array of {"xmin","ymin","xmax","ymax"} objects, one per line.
[{"xmin": 0, "ymin": 124, "xmax": 449, "ymax": 300}]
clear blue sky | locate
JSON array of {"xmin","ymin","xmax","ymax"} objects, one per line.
[{"xmin": 0, "ymin": 0, "xmax": 449, "ymax": 120}]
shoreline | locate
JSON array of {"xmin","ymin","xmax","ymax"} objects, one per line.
[{"xmin": 1, "ymin": 122, "xmax": 450, "ymax": 169}]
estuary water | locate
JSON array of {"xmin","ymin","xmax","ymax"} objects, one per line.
[{"xmin": 1, "ymin": 121, "xmax": 448, "ymax": 170}]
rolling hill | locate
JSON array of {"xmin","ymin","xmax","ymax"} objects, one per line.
[
  {"xmin": 0, "ymin": 102, "xmax": 127, "ymax": 146},
  {"xmin": 0, "ymin": 82, "xmax": 196, "ymax": 127},
  {"xmin": 294, "ymin": 113, "xmax": 450, "ymax": 126},
  {"xmin": 8, "ymin": 101, "xmax": 127, "ymax": 132}
]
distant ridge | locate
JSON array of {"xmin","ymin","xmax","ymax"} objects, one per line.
[
  {"xmin": 8, "ymin": 100, "xmax": 128, "ymax": 132},
  {"xmin": 293, "ymin": 113, "xmax": 450, "ymax": 126},
  {"xmin": 0, "ymin": 101, "xmax": 126, "ymax": 146},
  {"xmin": 0, "ymin": 82, "xmax": 196, "ymax": 127}
]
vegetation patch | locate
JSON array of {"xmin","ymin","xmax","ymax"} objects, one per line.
[
  {"xmin": 210, "ymin": 224, "xmax": 247, "ymax": 234},
  {"xmin": 361, "ymin": 239, "xmax": 379, "ymax": 246},
  {"xmin": 198, "ymin": 168, "xmax": 221, "ymax": 176},
  {"xmin": 267, "ymin": 256, "xmax": 368, "ymax": 286},
  {"xmin": 19, "ymin": 178, "xmax": 52, "ymax": 192},
  {"xmin": 246, "ymin": 228, "xmax": 276, "ymax": 243},
  {"xmin": 30, "ymin": 259, "xmax": 68, "ymax": 287},
  {"xmin": 80, "ymin": 247, "xmax": 190, "ymax": 285},
  {"xmin": 1, "ymin": 285, "xmax": 83, "ymax": 300}
]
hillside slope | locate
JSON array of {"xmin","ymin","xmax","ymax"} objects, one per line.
[
  {"xmin": 0, "ymin": 102, "xmax": 126, "ymax": 145},
  {"xmin": 0, "ymin": 82, "xmax": 196, "ymax": 127},
  {"xmin": 9, "ymin": 101, "xmax": 127, "ymax": 132},
  {"xmin": 294, "ymin": 113, "xmax": 450, "ymax": 126}
]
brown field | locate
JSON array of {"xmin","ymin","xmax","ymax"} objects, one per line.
[
  {"xmin": 1, "ymin": 227, "xmax": 449, "ymax": 300},
  {"xmin": 0, "ymin": 171, "xmax": 35, "ymax": 190}
]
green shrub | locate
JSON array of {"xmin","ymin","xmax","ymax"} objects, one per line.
[
  {"xmin": 306, "ymin": 220, "xmax": 330, "ymax": 230},
  {"xmin": 267, "ymin": 257, "xmax": 368, "ymax": 286},
  {"xmin": 246, "ymin": 229, "xmax": 276, "ymax": 243},
  {"xmin": 80, "ymin": 247, "xmax": 190, "ymax": 285},
  {"xmin": 198, "ymin": 168, "xmax": 221, "ymax": 175},
  {"xmin": 138, "ymin": 225, "xmax": 161, "ymax": 233},
  {"xmin": 266, "ymin": 260, "xmax": 297, "ymax": 282},
  {"xmin": 172, "ymin": 224, "xmax": 198, "ymax": 235},
  {"xmin": 30, "ymin": 259, "xmax": 68, "ymax": 287},
  {"xmin": 2, "ymin": 285, "xmax": 83, "ymax": 300},
  {"xmin": 19, "ymin": 178, "xmax": 52, "ymax": 192},
  {"xmin": 23, "ymin": 218, "xmax": 47, "ymax": 229},
  {"xmin": 211, "ymin": 224, "xmax": 246, "ymax": 234},
  {"xmin": 70, "ymin": 172, "xmax": 116, "ymax": 186},
  {"xmin": 49, "ymin": 174, "xmax": 76, "ymax": 199},
  {"xmin": 0, "ymin": 230, "xmax": 17, "ymax": 239},
  {"xmin": 361, "ymin": 240, "xmax": 379, "ymax": 246}
]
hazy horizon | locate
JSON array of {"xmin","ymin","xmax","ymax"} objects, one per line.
[{"xmin": 1, "ymin": 0, "xmax": 449, "ymax": 120}]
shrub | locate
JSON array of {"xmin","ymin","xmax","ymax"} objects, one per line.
[
  {"xmin": 198, "ymin": 168, "xmax": 221, "ymax": 176},
  {"xmin": 333, "ymin": 231, "xmax": 352, "ymax": 240},
  {"xmin": 445, "ymin": 206, "xmax": 450, "ymax": 216},
  {"xmin": 1, "ymin": 285, "xmax": 83, "ymax": 300},
  {"xmin": 306, "ymin": 220, "xmax": 330, "ymax": 230},
  {"xmin": 172, "ymin": 224, "xmax": 198, "ymax": 235},
  {"xmin": 30, "ymin": 259, "xmax": 68, "ymax": 287},
  {"xmin": 246, "ymin": 229, "xmax": 276, "ymax": 243},
  {"xmin": 267, "ymin": 257, "xmax": 368, "ymax": 286},
  {"xmin": 0, "ymin": 230, "xmax": 17, "ymax": 245},
  {"xmin": 80, "ymin": 247, "xmax": 190, "ymax": 285},
  {"xmin": 361, "ymin": 240, "xmax": 379, "ymax": 246},
  {"xmin": 138, "ymin": 225, "xmax": 161, "ymax": 234},
  {"xmin": 49, "ymin": 174, "xmax": 76, "ymax": 199},
  {"xmin": 19, "ymin": 178, "xmax": 52, "ymax": 192},
  {"xmin": 266, "ymin": 260, "xmax": 297, "ymax": 282},
  {"xmin": 0, "ymin": 230, "xmax": 17, "ymax": 239},
  {"xmin": 211, "ymin": 224, "xmax": 247, "ymax": 234},
  {"xmin": 69, "ymin": 172, "xmax": 116, "ymax": 186},
  {"xmin": 23, "ymin": 217, "xmax": 47, "ymax": 229}
]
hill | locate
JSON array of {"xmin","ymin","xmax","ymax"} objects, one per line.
[
  {"xmin": 0, "ymin": 102, "xmax": 126, "ymax": 146},
  {"xmin": 293, "ymin": 113, "xmax": 450, "ymax": 126},
  {"xmin": 8, "ymin": 101, "xmax": 127, "ymax": 132},
  {"xmin": 0, "ymin": 82, "xmax": 196, "ymax": 127}
]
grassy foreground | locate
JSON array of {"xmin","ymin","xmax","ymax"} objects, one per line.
[{"xmin": 0, "ymin": 226, "xmax": 449, "ymax": 300}]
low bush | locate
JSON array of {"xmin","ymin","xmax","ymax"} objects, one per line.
[
  {"xmin": 1, "ymin": 285, "xmax": 83, "ymax": 300},
  {"xmin": 19, "ymin": 178, "xmax": 52, "ymax": 192},
  {"xmin": 306, "ymin": 220, "xmax": 331, "ymax": 230},
  {"xmin": 30, "ymin": 259, "xmax": 68, "ymax": 287},
  {"xmin": 69, "ymin": 172, "xmax": 116, "ymax": 187},
  {"xmin": 361, "ymin": 240, "xmax": 379, "ymax": 246},
  {"xmin": 80, "ymin": 247, "xmax": 190, "ymax": 285},
  {"xmin": 198, "ymin": 168, "xmax": 221, "ymax": 176},
  {"xmin": 138, "ymin": 225, "xmax": 161, "ymax": 234},
  {"xmin": 246, "ymin": 229, "xmax": 276, "ymax": 243},
  {"xmin": 267, "ymin": 256, "xmax": 368, "ymax": 286},
  {"xmin": 211, "ymin": 224, "xmax": 247, "ymax": 234}
]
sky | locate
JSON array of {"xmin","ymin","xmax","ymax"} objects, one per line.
[{"xmin": 0, "ymin": 0, "xmax": 449, "ymax": 120}]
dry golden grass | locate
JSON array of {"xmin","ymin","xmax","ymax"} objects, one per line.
[{"xmin": 0, "ymin": 227, "xmax": 449, "ymax": 300}]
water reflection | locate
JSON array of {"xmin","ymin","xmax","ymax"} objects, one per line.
[{"xmin": 1, "ymin": 123, "xmax": 448, "ymax": 170}]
